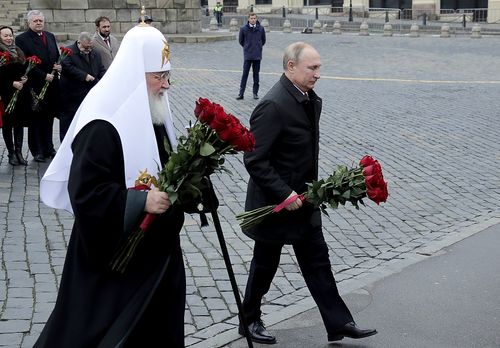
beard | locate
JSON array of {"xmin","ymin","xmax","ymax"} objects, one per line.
[{"xmin": 148, "ymin": 93, "xmax": 167, "ymax": 125}]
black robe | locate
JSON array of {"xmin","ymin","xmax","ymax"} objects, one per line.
[{"xmin": 34, "ymin": 120, "xmax": 186, "ymax": 348}]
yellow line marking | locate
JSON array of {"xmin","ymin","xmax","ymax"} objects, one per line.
[{"xmin": 175, "ymin": 67, "xmax": 500, "ymax": 85}]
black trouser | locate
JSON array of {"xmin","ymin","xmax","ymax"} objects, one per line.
[
  {"xmin": 242, "ymin": 227, "xmax": 354, "ymax": 334},
  {"xmin": 239, "ymin": 59, "xmax": 261, "ymax": 97},
  {"xmin": 28, "ymin": 112, "xmax": 55, "ymax": 157}
]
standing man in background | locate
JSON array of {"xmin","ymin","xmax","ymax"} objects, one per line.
[
  {"xmin": 236, "ymin": 12, "xmax": 265, "ymax": 101},
  {"xmin": 59, "ymin": 32, "xmax": 106, "ymax": 142},
  {"xmin": 213, "ymin": 2, "xmax": 223, "ymax": 27},
  {"xmin": 16, "ymin": 10, "xmax": 60, "ymax": 163},
  {"xmin": 92, "ymin": 16, "xmax": 120, "ymax": 70}
]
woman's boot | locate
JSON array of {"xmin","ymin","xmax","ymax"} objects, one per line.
[
  {"xmin": 3, "ymin": 127, "xmax": 19, "ymax": 166},
  {"xmin": 8, "ymin": 151, "xmax": 19, "ymax": 166},
  {"xmin": 14, "ymin": 127, "xmax": 27, "ymax": 165}
]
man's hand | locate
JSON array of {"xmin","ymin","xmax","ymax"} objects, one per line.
[
  {"xmin": 145, "ymin": 188, "xmax": 171, "ymax": 214},
  {"xmin": 12, "ymin": 80, "xmax": 24, "ymax": 91},
  {"xmin": 85, "ymin": 74, "xmax": 95, "ymax": 82},
  {"xmin": 53, "ymin": 63, "xmax": 62, "ymax": 73},
  {"xmin": 285, "ymin": 191, "xmax": 303, "ymax": 211},
  {"xmin": 45, "ymin": 73, "xmax": 54, "ymax": 82}
]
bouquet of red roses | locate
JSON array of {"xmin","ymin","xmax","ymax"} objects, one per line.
[
  {"xmin": 32, "ymin": 46, "xmax": 73, "ymax": 111},
  {"xmin": 110, "ymin": 97, "xmax": 255, "ymax": 273},
  {"xmin": 236, "ymin": 155, "xmax": 389, "ymax": 230},
  {"xmin": 5, "ymin": 55, "xmax": 41, "ymax": 114},
  {"xmin": 0, "ymin": 51, "xmax": 11, "ymax": 66}
]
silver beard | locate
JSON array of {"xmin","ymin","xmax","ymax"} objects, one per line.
[{"xmin": 148, "ymin": 92, "xmax": 167, "ymax": 125}]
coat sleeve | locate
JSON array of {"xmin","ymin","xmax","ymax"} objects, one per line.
[
  {"xmin": 244, "ymin": 100, "xmax": 292, "ymax": 202},
  {"xmin": 68, "ymin": 120, "xmax": 131, "ymax": 265}
]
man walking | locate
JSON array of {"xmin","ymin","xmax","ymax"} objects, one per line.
[
  {"xmin": 92, "ymin": 16, "xmax": 120, "ymax": 69},
  {"xmin": 236, "ymin": 13, "xmax": 265, "ymax": 100},
  {"xmin": 213, "ymin": 2, "xmax": 223, "ymax": 27},
  {"xmin": 239, "ymin": 42, "xmax": 377, "ymax": 344},
  {"xmin": 16, "ymin": 10, "xmax": 60, "ymax": 162}
]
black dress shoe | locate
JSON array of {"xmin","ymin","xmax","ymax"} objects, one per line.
[
  {"xmin": 328, "ymin": 322, "xmax": 377, "ymax": 341},
  {"xmin": 236, "ymin": 95, "xmax": 244, "ymax": 100},
  {"xmin": 253, "ymin": 94, "xmax": 259, "ymax": 99},
  {"xmin": 239, "ymin": 319, "xmax": 276, "ymax": 344},
  {"xmin": 34, "ymin": 154, "xmax": 46, "ymax": 163}
]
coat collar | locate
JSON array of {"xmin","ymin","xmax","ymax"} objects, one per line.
[{"xmin": 279, "ymin": 74, "xmax": 318, "ymax": 104}]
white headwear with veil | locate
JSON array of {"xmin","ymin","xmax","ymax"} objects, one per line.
[{"xmin": 40, "ymin": 25, "xmax": 177, "ymax": 213}]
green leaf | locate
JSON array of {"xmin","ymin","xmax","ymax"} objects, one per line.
[{"xmin": 200, "ymin": 142, "xmax": 216, "ymax": 156}]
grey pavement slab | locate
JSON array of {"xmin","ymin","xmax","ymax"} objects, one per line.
[
  {"xmin": 227, "ymin": 221, "xmax": 500, "ymax": 348},
  {"xmin": 0, "ymin": 31, "xmax": 499, "ymax": 347}
]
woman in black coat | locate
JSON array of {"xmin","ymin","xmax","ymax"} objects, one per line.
[{"xmin": 0, "ymin": 25, "xmax": 30, "ymax": 165}]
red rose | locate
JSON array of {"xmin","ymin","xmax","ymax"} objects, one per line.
[
  {"xmin": 359, "ymin": 155, "xmax": 376, "ymax": 168},
  {"xmin": 194, "ymin": 97, "xmax": 211, "ymax": 118},
  {"xmin": 232, "ymin": 128, "xmax": 255, "ymax": 152},
  {"xmin": 209, "ymin": 105, "xmax": 231, "ymax": 132},
  {"xmin": 217, "ymin": 115, "xmax": 241, "ymax": 143}
]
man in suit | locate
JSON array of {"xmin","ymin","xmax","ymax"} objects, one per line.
[
  {"xmin": 92, "ymin": 16, "xmax": 120, "ymax": 70},
  {"xmin": 59, "ymin": 32, "xmax": 106, "ymax": 141},
  {"xmin": 239, "ymin": 42, "xmax": 377, "ymax": 344},
  {"xmin": 15, "ymin": 9, "xmax": 61, "ymax": 162}
]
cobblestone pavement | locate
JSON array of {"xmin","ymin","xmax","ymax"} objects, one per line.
[{"xmin": 1, "ymin": 32, "xmax": 499, "ymax": 347}]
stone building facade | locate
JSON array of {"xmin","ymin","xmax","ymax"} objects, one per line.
[{"xmin": 1, "ymin": 0, "xmax": 202, "ymax": 34}]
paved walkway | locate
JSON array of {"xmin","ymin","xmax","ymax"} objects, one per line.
[{"xmin": 0, "ymin": 32, "xmax": 499, "ymax": 347}]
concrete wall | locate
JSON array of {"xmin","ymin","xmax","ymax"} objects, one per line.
[{"xmin": 28, "ymin": 0, "xmax": 202, "ymax": 34}]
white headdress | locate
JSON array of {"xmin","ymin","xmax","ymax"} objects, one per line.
[{"xmin": 40, "ymin": 25, "xmax": 176, "ymax": 213}]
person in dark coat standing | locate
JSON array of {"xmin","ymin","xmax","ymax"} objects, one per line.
[
  {"xmin": 35, "ymin": 23, "xmax": 187, "ymax": 348},
  {"xmin": 0, "ymin": 25, "xmax": 30, "ymax": 166},
  {"xmin": 59, "ymin": 32, "xmax": 106, "ymax": 142},
  {"xmin": 239, "ymin": 42, "xmax": 378, "ymax": 345},
  {"xmin": 15, "ymin": 10, "xmax": 61, "ymax": 163},
  {"xmin": 236, "ymin": 12, "xmax": 265, "ymax": 100}
]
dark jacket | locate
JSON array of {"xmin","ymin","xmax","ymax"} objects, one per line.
[
  {"xmin": 59, "ymin": 41, "xmax": 106, "ymax": 114},
  {"xmin": 0, "ymin": 46, "xmax": 32, "ymax": 126},
  {"xmin": 34, "ymin": 120, "xmax": 186, "ymax": 348},
  {"xmin": 239, "ymin": 20, "xmax": 266, "ymax": 61},
  {"xmin": 243, "ymin": 74, "xmax": 322, "ymax": 244},
  {"xmin": 15, "ymin": 29, "xmax": 60, "ymax": 114}
]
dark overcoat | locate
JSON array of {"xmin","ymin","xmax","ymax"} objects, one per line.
[
  {"xmin": 0, "ymin": 46, "xmax": 31, "ymax": 126},
  {"xmin": 15, "ymin": 29, "xmax": 60, "ymax": 114},
  {"xmin": 34, "ymin": 120, "xmax": 186, "ymax": 348},
  {"xmin": 59, "ymin": 41, "xmax": 106, "ymax": 115},
  {"xmin": 243, "ymin": 74, "xmax": 322, "ymax": 244}
]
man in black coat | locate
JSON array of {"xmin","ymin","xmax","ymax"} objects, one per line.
[
  {"xmin": 36, "ymin": 24, "xmax": 186, "ymax": 348},
  {"xmin": 15, "ymin": 9, "xmax": 61, "ymax": 162},
  {"xmin": 59, "ymin": 32, "xmax": 106, "ymax": 141},
  {"xmin": 239, "ymin": 42, "xmax": 377, "ymax": 344}
]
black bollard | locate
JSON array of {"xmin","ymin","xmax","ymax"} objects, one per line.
[
  {"xmin": 315, "ymin": 7, "xmax": 319, "ymax": 20},
  {"xmin": 385, "ymin": 10, "xmax": 389, "ymax": 23},
  {"xmin": 282, "ymin": 5, "xmax": 286, "ymax": 18},
  {"xmin": 463, "ymin": 13, "xmax": 466, "ymax": 27}
]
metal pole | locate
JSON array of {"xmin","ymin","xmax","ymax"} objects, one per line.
[
  {"xmin": 349, "ymin": 0, "xmax": 353, "ymax": 22},
  {"xmin": 315, "ymin": 7, "xmax": 319, "ymax": 20},
  {"xmin": 206, "ymin": 179, "xmax": 254, "ymax": 348}
]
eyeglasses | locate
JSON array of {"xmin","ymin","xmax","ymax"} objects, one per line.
[{"xmin": 151, "ymin": 71, "xmax": 170, "ymax": 82}]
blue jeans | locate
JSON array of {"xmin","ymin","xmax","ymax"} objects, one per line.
[{"xmin": 239, "ymin": 59, "xmax": 261, "ymax": 97}]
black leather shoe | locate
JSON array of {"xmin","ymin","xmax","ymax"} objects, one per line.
[
  {"xmin": 253, "ymin": 94, "xmax": 259, "ymax": 99},
  {"xmin": 328, "ymin": 322, "xmax": 377, "ymax": 341},
  {"xmin": 236, "ymin": 95, "xmax": 244, "ymax": 100},
  {"xmin": 34, "ymin": 154, "xmax": 46, "ymax": 163},
  {"xmin": 239, "ymin": 319, "xmax": 276, "ymax": 344}
]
